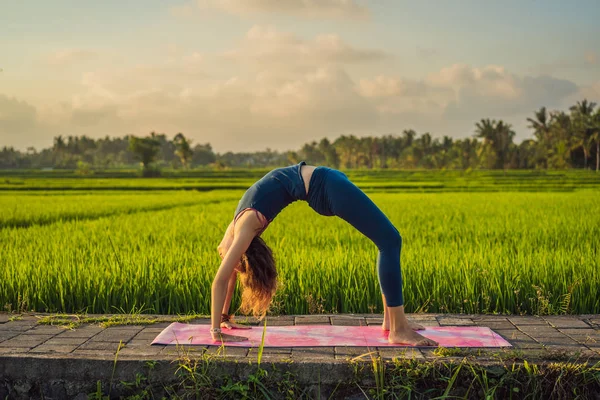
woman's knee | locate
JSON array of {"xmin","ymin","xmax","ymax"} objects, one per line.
[{"xmin": 379, "ymin": 226, "xmax": 402, "ymax": 251}]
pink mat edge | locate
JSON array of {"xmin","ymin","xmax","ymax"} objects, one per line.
[{"xmin": 151, "ymin": 322, "xmax": 513, "ymax": 348}]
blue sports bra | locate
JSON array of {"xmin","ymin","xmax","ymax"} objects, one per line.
[{"xmin": 233, "ymin": 161, "xmax": 308, "ymax": 234}]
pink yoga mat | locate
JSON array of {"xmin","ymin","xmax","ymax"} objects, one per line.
[{"xmin": 152, "ymin": 323, "xmax": 512, "ymax": 348}]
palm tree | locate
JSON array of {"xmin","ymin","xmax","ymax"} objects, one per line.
[
  {"xmin": 356, "ymin": 136, "xmax": 374, "ymax": 168},
  {"xmin": 53, "ymin": 135, "xmax": 65, "ymax": 151},
  {"xmin": 475, "ymin": 119, "xmax": 515, "ymax": 170},
  {"xmin": 52, "ymin": 135, "xmax": 67, "ymax": 167},
  {"xmin": 415, "ymin": 132, "xmax": 433, "ymax": 168},
  {"xmin": 173, "ymin": 132, "xmax": 193, "ymax": 169},
  {"xmin": 569, "ymin": 100, "xmax": 596, "ymax": 169},
  {"xmin": 397, "ymin": 130, "xmax": 415, "ymax": 168},
  {"xmin": 475, "ymin": 119, "xmax": 498, "ymax": 169},
  {"xmin": 527, "ymin": 107, "xmax": 551, "ymax": 142},
  {"xmin": 495, "ymin": 121, "xmax": 516, "ymax": 170},
  {"xmin": 392, "ymin": 135, "xmax": 405, "ymax": 167},
  {"xmin": 516, "ymin": 139, "xmax": 537, "ymax": 169},
  {"xmin": 547, "ymin": 111, "xmax": 573, "ymax": 169},
  {"xmin": 570, "ymin": 99, "xmax": 596, "ymax": 117},
  {"xmin": 455, "ymin": 138, "xmax": 478, "ymax": 169},
  {"xmin": 375, "ymin": 136, "xmax": 387, "ymax": 168},
  {"xmin": 527, "ymin": 107, "xmax": 551, "ymax": 168},
  {"xmin": 370, "ymin": 137, "xmax": 382, "ymax": 169},
  {"xmin": 402, "ymin": 129, "xmax": 416, "ymax": 148}
]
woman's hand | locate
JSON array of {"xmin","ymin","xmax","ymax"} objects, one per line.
[
  {"xmin": 220, "ymin": 314, "xmax": 252, "ymax": 330},
  {"xmin": 211, "ymin": 331, "xmax": 249, "ymax": 342},
  {"xmin": 221, "ymin": 320, "xmax": 252, "ymax": 330}
]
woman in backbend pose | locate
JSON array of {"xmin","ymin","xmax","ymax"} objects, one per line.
[{"xmin": 211, "ymin": 161, "xmax": 438, "ymax": 346}]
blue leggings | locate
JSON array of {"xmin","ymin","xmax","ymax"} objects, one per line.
[{"xmin": 307, "ymin": 168, "xmax": 404, "ymax": 307}]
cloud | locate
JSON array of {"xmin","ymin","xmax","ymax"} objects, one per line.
[
  {"xmin": 357, "ymin": 64, "xmax": 582, "ymax": 138},
  {"xmin": 429, "ymin": 65, "xmax": 578, "ymax": 118},
  {"xmin": 75, "ymin": 51, "xmax": 207, "ymax": 100},
  {"xmin": 357, "ymin": 75, "xmax": 453, "ymax": 119},
  {"xmin": 2, "ymin": 63, "xmax": 378, "ymax": 151},
  {"xmin": 249, "ymin": 66, "xmax": 375, "ymax": 123},
  {"xmin": 358, "ymin": 76, "xmax": 449, "ymax": 99},
  {"xmin": 222, "ymin": 25, "xmax": 389, "ymax": 70},
  {"xmin": 358, "ymin": 64, "xmax": 530, "ymax": 117},
  {"xmin": 3, "ymin": 53, "xmax": 596, "ymax": 152},
  {"xmin": 0, "ymin": 95, "xmax": 59, "ymax": 148},
  {"xmin": 46, "ymin": 49, "xmax": 98, "ymax": 66},
  {"xmin": 0, "ymin": 95, "xmax": 37, "ymax": 139},
  {"xmin": 426, "ymin": 64, "xmax": 527, "ymax": 100},
  {"xmin": 175, "ymin": 0, "xmax": 369, "ymax": 20},
  {"xmin": 124, "ymin": 66, "xmax": 377, "ymax": 151}
]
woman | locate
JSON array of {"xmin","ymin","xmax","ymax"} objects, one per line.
[{"xmin": 211, "ymin": 161, "xmax": 438, "ymax": 346}]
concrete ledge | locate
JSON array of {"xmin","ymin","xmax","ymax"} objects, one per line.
[{"xmin": 1, "ymin": 313, "xmax": 599, "ymax": 399}]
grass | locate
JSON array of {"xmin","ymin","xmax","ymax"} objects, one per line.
[
  {"xmin": 2, "ymin": 169, "xmax": 599, "ymax": 398},
  {"xmin": 1, "ymin": 169, "xmax": 599, "ymax": 192},
  {"xmin": 1, "ymin": 171, "xmax": 599, "ymax": 316},
  {"xmin": 35, "ymin": 312, "xmax": 209, "ymax": 329},
  {"xmin": 0, "ymin": 190, "xmax": 240, "ymax": 228},
  {"xmin": 87, "ymin": 343, "xmax": 600, "ymax": 399}
]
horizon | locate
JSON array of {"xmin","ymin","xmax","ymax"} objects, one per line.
[{"xmin": 1, "ymin": 0, "xmax": 599, "ymax": 153}]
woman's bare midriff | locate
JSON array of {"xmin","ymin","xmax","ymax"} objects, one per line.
[{"xmin": 300, "ymin": 164, "xmax": 316, "ymax": 196}]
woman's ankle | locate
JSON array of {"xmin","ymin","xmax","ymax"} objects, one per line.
[{"xmin": 387, "ymin": 304, "xmax": 410, "ymax": 331}]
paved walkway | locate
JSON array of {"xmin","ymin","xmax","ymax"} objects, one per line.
[
  {"xmin": 1, "ymin": 313, "xmax": 599, "ymax": 362},
  {"xmin": 2, "ymin": 313, "xmax": 600, "ymax": 398}
]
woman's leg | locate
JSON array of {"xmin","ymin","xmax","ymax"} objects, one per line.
[
  {"xmin": 326, "ymin": 171, "xmax": 437, "ymax": 346},
  {"xmin": 381, "ymin": 293, "xmax": 424, "ymax": 331}
]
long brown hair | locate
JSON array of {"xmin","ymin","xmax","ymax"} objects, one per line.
[{"xmin": 238, "ymin": 236, "xmax": 278, "ymax": 319}]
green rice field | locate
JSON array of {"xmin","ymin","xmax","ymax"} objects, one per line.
[{"xmin": 1, "ymin": 170, "xmax": 599, "ymax": 316}]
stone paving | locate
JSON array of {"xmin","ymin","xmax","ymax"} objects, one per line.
[
  {"xmin": 1, "ymin": 313, "xmax": 599, "ymax": 363},
  {"xmin": 3, "ymin": 313, "xmax": 600, "ymax": 398}
]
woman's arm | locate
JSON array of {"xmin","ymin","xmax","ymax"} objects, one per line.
[
  {"xmin": 217, "ymin": 245, "xmax": 237, "ymax": 317},
  {"xmin": 211, "ymin": 222, "xmax": 256, "ymax": 342},
  {"xmin": 220, "ymin": 270, "xmax": 252, "ymax": 329},
  {"xmin": 222, "ymin": 268, "xmax": 237, "ymax": 316},
  {"xmin": 218, "ymin": 231, "xmax": 253, "ymax": 330}
]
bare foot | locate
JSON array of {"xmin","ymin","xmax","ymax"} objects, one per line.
[
  {"xmin": 388, "ymin": 329, "xmax": 438, "ymax": 346},
  {"xmin": 409, "ymin": 321, "xmax": 425, "ymax": 330},
  {"xmin": 382, "ymin": 321, "xmax": 425, "ymax": 331}
]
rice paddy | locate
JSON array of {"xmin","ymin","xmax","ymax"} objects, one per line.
[{"xmin": 1, "ymin": 170, "xmax": 598, "ymax": 316}]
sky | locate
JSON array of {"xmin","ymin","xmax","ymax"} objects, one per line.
[{"xmin": 1, "ymin": 0, "xmax": 599, "ymax": 153}]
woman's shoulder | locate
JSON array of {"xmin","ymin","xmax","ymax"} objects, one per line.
[{"xmin": 233, "ymin": 208, "xmax": 268, "ymax": 235}]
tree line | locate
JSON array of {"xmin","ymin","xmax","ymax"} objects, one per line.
[{"xmin": 1, "ymin": 99, "xmax": 599, "ymax": 172}]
